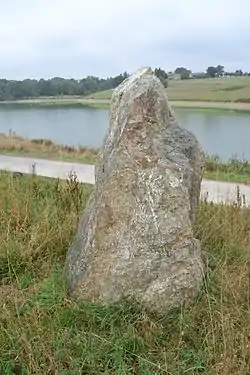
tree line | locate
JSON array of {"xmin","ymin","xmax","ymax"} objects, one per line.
[
  {"xmin": 0, "ymin": 65, "xmax": 249, "ymax": 101},
  {"xmin": 0, "ymin": 73, "xmax": 128, "ymax": 101},
  {"xmin": 0, "ymin": 68, "xmax": 168, "ymax": 101},
  {"xmin": 172, "ymin": 65, "xmax": 250, "ymax": 79}
]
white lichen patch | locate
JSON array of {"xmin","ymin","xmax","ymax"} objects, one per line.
[{"xmin": 169, "ymin": 175, "xmax": 180, "ymax": 188}]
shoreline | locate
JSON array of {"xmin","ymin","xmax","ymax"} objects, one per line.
[
  {"xmin": 0, "ymin": 98, "xmax": 250, "ymax": 113},
  {"xmin": 0, "ymin": 133, "xmax": 250, "ymax": 184},
  {"xmin": 1, "ymin": 154, "xmax": 250, "ymax": 206},
  {"xmin": 0, "ymin": 149, "xmax": 250, "ymax": 185}
]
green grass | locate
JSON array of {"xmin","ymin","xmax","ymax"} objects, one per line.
[
  {"xmin": 204, "ymin": 155, "xmax": 250, "ymax": 184},
  {"xmin": 166, "ymin": 77, "xmax": 250, "ymax": 102},
  {"xmin": 87, "ymin": 77, "xmax": 250, "ymax": 103},
  {"xmin": 174, "ymin": 105, "xmax": 250, "ymax": 115},
  {"xmin": 1, "ymin": 147, "xmax": 97, "ymax": 164},
  {"xmin": 0, "ymin": 172, "xmax": 250, "ymax": 374},
  {"xmin": 87, "ymin": 89, "xmax": 114, "ymax": 100},
  {"xmin": 0, "ymin": 97, "xmax": 110, "ymax": 109}
]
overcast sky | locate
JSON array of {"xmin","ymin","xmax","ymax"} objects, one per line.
[{"xmin": 1, "ymin": 0, "xmax": 250, "ymax": 79}]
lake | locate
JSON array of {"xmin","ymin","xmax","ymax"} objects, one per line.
[{"xmin": 0, "ymin": 105, "xmax": 249, "ymax": 161}]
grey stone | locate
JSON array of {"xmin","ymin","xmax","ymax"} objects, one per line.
[{"xmin": 65, "ymin": 67, "xmax": 205, "ymax": 315}]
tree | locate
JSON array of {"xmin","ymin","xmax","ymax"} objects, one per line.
[
  {"xmin": 235, "ymin": 69, "xmax": 243, "ymax": 76},
  {"xmin": 112, "ymin": 72, "xmax": 129, "ymax": 87},
  {"xmin": 206, "ymin": 66, "xmax": 217, "ymax": 78},
  {"xmin": 0, "ymin": 73, "xmax": 132, "ymax": 100},
  {"xmin": 206, "ymin": 65, "xmax": 225, "ymax": 78},
  {"xmin": 174, "ymin": 67, "xmax": 191, "ymax": 79},
  {"xmin": 180, "ymin": 70, "xmax": 190, "ymax": 80},
  {"xmin": 216, "ymin": 65, "xmax": 225, "ymax": 77},
  {"xmin": 154, "ymin": 68, "xmax": 168, "ymax": 87}
]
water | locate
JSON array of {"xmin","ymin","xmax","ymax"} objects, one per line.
[{"xmin": 0, "ymin": 105, "xmax": 249, "ymax": 161}]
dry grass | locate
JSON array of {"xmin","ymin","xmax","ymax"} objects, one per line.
[
  {"xmin": 0, "ymin": 131, "xmax": 98, "ymax": 164},
  {"xmin": 0, "ymin": 172, "xmax": 250, "ymax": 374}
]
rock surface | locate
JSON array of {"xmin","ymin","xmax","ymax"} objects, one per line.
[{"xmin": 65, "ymin": 67, "xmax": 205, "ymax": 315}]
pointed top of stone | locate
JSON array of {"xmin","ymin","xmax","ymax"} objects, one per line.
[
  {"xmin": 112, "ymin": 66, "xmax": 163, "ymax": 100},
  {"xmin": 114, "ymin": 66, "xmax": 153, "ymax": 90}
]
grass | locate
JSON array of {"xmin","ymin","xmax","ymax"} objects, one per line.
[
  {"xmin": 1, "ymin": 132, "xmax": 250, "ymax": 184},
  {"xmin": 0, "ymin": 97, "xmax": 110, "ymax": 109},
  {"xmin": 205, "ymin": 155, "xmax": 250, "ymax": 184},
  {"xmin": 0, "ymin": 132, "xmax": 98, "ymax": 164},
  {"xmin": 0, "ymin": 172, "xmax": 250, "ymax": 374},
  {"xmin": 87, "ymin": 77, "xmax": 250, "ymax": 103},
  {"xmin": 167, "ymin": 77, "xmax": 250, "ymax": 102}
]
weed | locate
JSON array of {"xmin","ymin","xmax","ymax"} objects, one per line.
[
  {"xmin": 0, "ymin": 173, "xmax": 250, "ymax": 374},
  {"xmin": 204, "ymin": 154, "xmax": 250, "ymax": 183}
]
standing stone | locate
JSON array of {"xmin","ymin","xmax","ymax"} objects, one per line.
[{"xmin": 65, "ymin": 67, "xmax": 205, "ymax": 315}]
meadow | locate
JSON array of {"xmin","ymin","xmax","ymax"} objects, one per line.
[
  {"xmin": 87, "ymin": 76, "xmax": 250, "ymax": 103},
  {"xmin": 0, "ymin": 172, "xmax": 249, "ymax": 374}
]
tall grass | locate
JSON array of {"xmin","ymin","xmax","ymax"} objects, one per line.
[
  {"xmin": 0, "ymin": 172, "xmax": 250, "ymax": 374},
  {"xmin": 0, "ymin": 131, "xmax": 98, "ymax": 164},
  {"xmin": 205, "ymin": 154, "xmax": 250, "ymax": 183}
]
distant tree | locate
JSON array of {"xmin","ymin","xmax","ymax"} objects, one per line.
[
  {"xmin": 206, "ymin": 65, "xmax": 225, "ymax": 78},
  {"xmin": 154, "ymin": 67, "xmax": 168, "ymax": 87},
  {"xmin": 174, "ymin": 67, "xmax": 188, "ymax": 74},
  {"xmin": 216, "ymin": 65, "xmax": 225, "ymax": 76},
  {"xmin": 174, "ymin": 67, "xmax": 191, "ymax": 79},
  {"xmin": 180, "ymin": 70, "xmax": 191, "ymax": 80},
  {"xmin": 235, "ymin": 69, "xmax": 243, "ymax": 76},
  {"xmin": 206, "ymin": 66, "xmax": 217, "ymax": 78},
  {"xmin": 0, "ymin": 72, "xmax": 131, "ymax": 101},
  {"xmin": 112, "ymin": 72, "xmax": 129, "ymax": 87}
]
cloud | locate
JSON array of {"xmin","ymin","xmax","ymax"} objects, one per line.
[{"xmin": 0, "ymin": 0, "xmax": 250, "ymax": 78}]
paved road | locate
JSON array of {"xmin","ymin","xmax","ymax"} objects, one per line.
[
  {"xmin": 0, "ymin": 154, "xmax": 249, "ymax": 205},
  {"xmin": 0, "ymin": 155, "xmax": 95, "ymax": 185}
]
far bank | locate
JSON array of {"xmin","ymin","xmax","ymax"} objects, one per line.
[{"xmin": 0, "ymin": 98, "xmax": 250, "ymax": 113}]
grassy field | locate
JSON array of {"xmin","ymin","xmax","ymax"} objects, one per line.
[
  {"xmin": 1, "ymin": 133, "xmax": 250, "ymax": 184},
  {"xmin": 0, "ymin": 172, "xmax": 250, "ymax": 374},
  {"xmin": 87, "ymin": 77, "xmax": 250, "ymax": 103}
]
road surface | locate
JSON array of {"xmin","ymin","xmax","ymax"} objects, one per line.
[{"xmin": 0, "ymin": 154, "xmax": 249, "ymax": 205}]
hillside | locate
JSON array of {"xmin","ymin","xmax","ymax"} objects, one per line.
[{"xmin": 87, "ymin": 77, "xmax": 250, "ymax": 103}]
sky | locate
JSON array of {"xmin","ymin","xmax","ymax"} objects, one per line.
[{"xmin": 0, "ymin": 0, "xmax": 250, "ymax": 79}]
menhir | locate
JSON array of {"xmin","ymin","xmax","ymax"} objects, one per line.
[{"xmin": 65, "ymin": 67, "xmax": 205, "ymax": 315}]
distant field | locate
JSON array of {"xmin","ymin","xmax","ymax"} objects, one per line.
[
  {"xmin": 87, "ymin": 77, "xmax": 250, "ymax": 103},
  {"xmin": 1, "ymin": 77, "xmax": 250, "ymax": 111}
]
